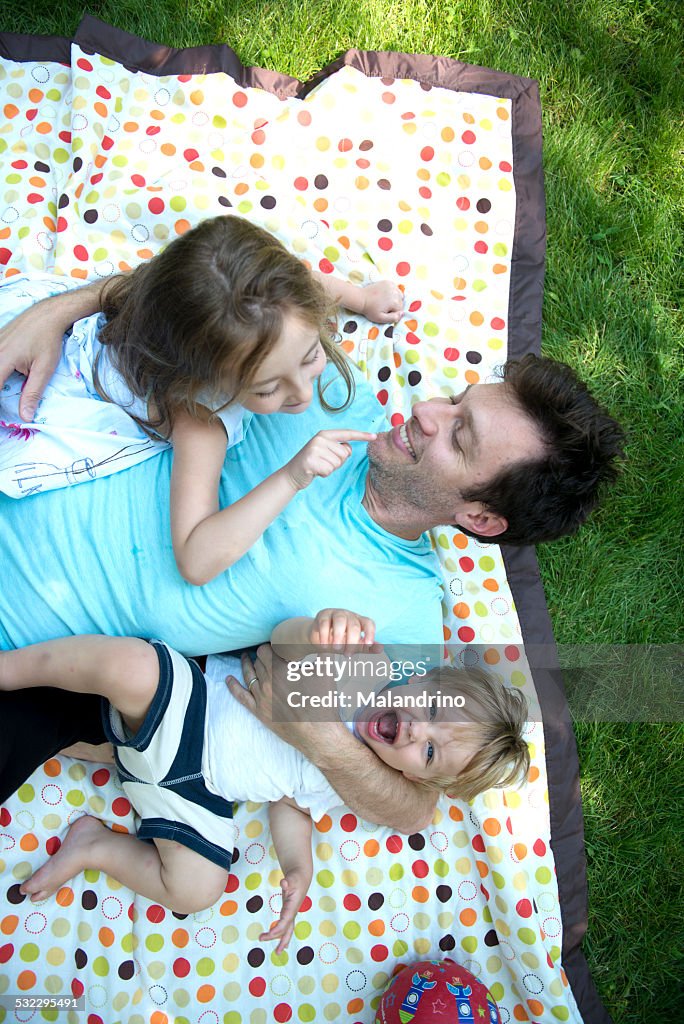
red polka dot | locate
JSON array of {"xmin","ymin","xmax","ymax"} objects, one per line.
[
  {"xmin": 251, "ymin": 130, "xmax": 266, "ymax": 145},
  {"xmin": 183, "ymin": 149, "xmax": 199, "ymax": 162},
  {"xmin": 505, "ymin": 646, "xmax": 520, "ymax": 662},
  {"xmin": 232, "ymin": 92, "xmax": 248, "ymax": 107},
  {"xmin": 73, "ymin": 245, "xmax": 88, "ymax": 262},
  {"xmin": 178, "ymin": 75, "xmax": 192, "ymax": 83},
  {"xmin": 516, "ymin": 899, "xmax": 533, "ymax": 918},
  {"xmin": 378, "ymin": 237, "xmax": 393, "ymax": 251},
  {"xmin": 419, "ymin": 186, "xmax": 432, "ymax": 199},
  {"xmin": 408, "ymin": 300, "xmax": 422, "ymax": 312},
  {"xmin": 0, "ymin": 808, "xmax": 11, "ymax": 826},
  {"xmin": 396, "ymin": 262, "xmax": 410, "ymax": 277},
  {"xmin": 294, "ymin": 177, "xmax": 308, "ymax": 191},
  {"xmin": 11, "ymin": 159, "xmax": 28, "ymax": 169},
  {"xmin": 87, "ymin": 1015, "xmax": 103, "ymax": 1024},
  {"xmin": 300, "ymin": 895, "xmax": 312, "ymax": 912},
  {"xmin": 274, "ymin": 1004, "xmax": 292, "ymax": 1023},
  {"xmin": 533, "ymin": 839, "xmax": 547, "ymax": 856},
  {"xmin": 45, "ymin": 837, "xmax": 61, "ymax": 856},
  {"xmin": 499, "ymin": 161, "xmax": 512, "ymax": 172},
  {"xmin": 148, "ymin": 198, "xmax": 165, "ymax": 215},
  {"xmin": 491, "ymin": 317, "xmax": 506, "ymax": 330},
  {"xmin": 112, "ymin": 797, "xmax": 131, "ymax": 817},
  {"xmin": 147, "ymin": 904, "xmax": 165, "ymax": 923},
  {"xmin": 27, "ymin": 193, "xmax": 43, "ymax": 205},
  {"xmin": 92, "ymin": 769, "xmax": 110, "ymax": 787},
  {"xmin": 338, "ymin": 138, "xmax": 353, "ymax": 152},
  {"xmin": 0, "ymin": 248, "xmax": 11, "ymax": 266},
  {"xmin": 420, "ymin": 146, "xmax": 434, "ymax": 161},
  {"xmin": 25, "ymin": 109, "xmax": 38, "ymax": 122},
  {"xmin": 96, "ymin": 86, "xmax": 111, "ymax": 100},
  {"xmin": 458, "ymin": 626, "xmax": 475, "ymax": 643},
  {"xmin": 344, "ymin": 894, "xmax": 361, "ymax": 912},
  {"xmin": 444, "ymin": 347, "xmax": 459, "ymax": 361},
  {"xmin": 59, "ymin": 130, "xmax": 71, "ymax": 144},
  {"xmin": 506, "ymin": 817, "xmax": 513, "ymax": 834},
  {"xmin": 456, "ymin": 197, "xmax": 470, "ymax": 210},
  {"xmin": 377, "ymin": 389, "xmax": 388, "ymax": 406},
  {"xmin": 146, "ymin": 126, "xmax": 160, "ymax": 136},
  {"xmin": 91, "ymin": 173, "xmax": 103, "ymax": 186},
  {"xmin": 76, "ymin": 58, "xmax": 93, "ymax": 71},
  {"xmin": 371, "ymin": 944, "xmax": 389, "ymax": 961},
  {"xmin": 0, "ymin": 944, "xmax": 14, "ymax": 964},
  {"xmin": 390, "ymin": 413, "xmax": 404, "ymax": 427},
  {"xmin": 318, "ymin": 258, "xmax": 334, "ymax": 274},
  {"xmin": 480, "ymin": 883, "xmax": 490, "ymax": 901},
  {"xmin": 57, "ymin": 218, "xmax": 68, "ymax": 233},
  {"xmin": 412, "ymin": 860, "xmax": 429, "ymax": 878},
  {"xmin": 340, "ymin": 813, "xmax": 358, "ymax": 832},
  {"xmin": 406, "ymin": 332, "xmax": 420, "ymax": 345},
  {"xmin": 474, "ymin": 241, "xmax": 488, "ymax": 253},
  {"xmin": 472, "ymin": 835, "xmax": 485, "ymax": 853},
  {"xmin": 462, "ymin": 130, "xmax": 476, "ymax": 144},
  {"xmin": 71, "ymin": 979, "xmax": 84, "ymax": 999},
  {"xmin": 459, "ymin": 557, "xmax": 474, "ymax": 572},
  {"xmin": 173, "ymin": 957, "xmax": 190, "ymax": 978},
  {"xmin": 226, "ymin": 874, "xmax": 239, "ymax": 893},
  {"xmin": 249, "ymin": 977, "xmax": 266, "ymax": 997},
  {"xmin": 101, "ymin": 136, "xmax": 114, "ymax": 151},
  {"xmin": 131, "ymin": 174, "xmax": 146, "ymax": 187},
  {"xmin": 386, "ymin": 835, "xmax": 403, "ymax": 854}
]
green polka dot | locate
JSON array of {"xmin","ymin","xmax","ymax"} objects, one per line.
[
  {"xmin": 93, "ymin": 956, "xmax": 109, "ymax": 977},
  {"xmin": 424, "ymin": 322, "xmax": 439, "ymax": 337},
  {"xmin": 517, "ymin": 927, "xmax": 536, "ymax": 945},
  {"xmin": 551, "ymin": 1009, "xmax": 570, "ymax": 1021},
  {"xmin": 535, "ymin": 866, "xmax": 552, "ymax": 884},
  {"xmin": 398, "ymin": 221, "xmax": 413, "ymax": 234},
  {"xmin": 443, "ymin": 366, "xmax": 458, "ymax": 378},
  {"xmin": 20, "ymin": 943, "xmax": 39, "ymax": 962},
  {"xmin": 366, "ymin": 867, "xmax": 383, "ymax": 885},
  {"xmin": 493, "ymin": 243, "xmax": 508, "ymax": 256},
  {"xmin": 414, "ymin": 912, "xmax": 430, "ymax": 930},
  {"xmin": 46, "ymin": 88, "xmax": 61, "ymax": 101},
  {"xmin": 479, "ymin": 556, "xmax": 496, "ymax": 571},
  {"xmin": 482, "ymin": 905, "xmax": 493, "ymax": 923},
  {"xmin": 486, "ymin": 956, "xmax": 502, "ymax": 973},
  {"xmin": 294, "ymin": 921, "xmax": 312, "ymax": 940},
  {"xmin": 511, "ymin": 670, "xmax": 527, "ymax": 688},
  {"xmin": 522, "ymin": 952, "xmax": 539, "ymax": 969},
  {"xmin": 461, "ymin": 936, "xmax": 478, "ymax": 953},
  {"xmin": 213, "ymin": 115, "xmax": 227, "ymax": 128},
  {"xmin": 270, "ymin": 949, "xmax": 289, "ymax": 966},
  {"xmin": 492, "ymin": 871, "xmax": 506, "ymax": 890},
  {"xmin": 197, "ymin": 957, "xmax": 214, "ymax": 976},
  {"xmin": 317, "ymin": 869, "xmax": 334, "ymax": 888},
  {"xmin": 5, "ymin": 173, "xmax": 21, "ymax": 185},
  {"xmin": 473, "ymin": 279, "xmax": 487, "ymax": 292},
  {"xmin": 245, "ymin": 873, "xmax": 262, "ymax": 891},
  {"xmin": 436, "ymin": 172, "xmax": 451, "ymax": 186},
  {"xmin": 17, "ymin": 226, "xmax": 30, "ymax": 240},
  {"xmin": 343, "ymin": 922, "xmax": 360, "ymax": 940},
  {"xmin": 434, "ymin": 858, "xmax": 449, "ymax": 877},
  {"xmin": 324, "ymin": 246, "xmax": 340, "ymax": 262},
  {"xmin": 298, "ymin": 976, "xmax": 315, "ymax": 995},
  {"xmin": 145, "ymin": 933, "xmax": 164, "ymax": 953},
  {"xmin": 475, "ymin": 601, "xmax": 488, "ymax": 617},
  {"xmin": 225, "ymin": 1014, "xmax": 241, "ymax": 1024},
  {"xmin": 112, "ymin": 156, "xmax": 128, "ymax": 167},
  {"xmin": 17, "ymin": 783, "xmax": 34, "ymax": 802},
  {"xmin": 549, "ymin": 979, "xmax": 563, "ymax": 997},
  {"xmin": 437, "ymin": 534, "xmax": 449, "ymax": 550},
  {"xmin": 170, "ymin": 196, "xmax": 186, "ymax": 212},
  {"xmin": 389, "ymin": 864, "xmax": 404, "ymax": 881},
  {"xmin": 66, "ymin": 790, "xmax": 85, "ymax": 807},
  {"xmin": 392, "ymin": 940, "xmax": 408, "ymax": 957},
  {"xmin": 490, "ymin": 983, "xmax": 504, "ymax": 1001},
  {"xmin": 299, "ymin": 1006, "xmax": 316, "ymax": 1022},
  {"xmin": 550, "ymin": 945, "xmax": 561, "ymax": 962},
  {"xmin": 237, "ymin": 201, "xmax": 253, "ymax": 214}
]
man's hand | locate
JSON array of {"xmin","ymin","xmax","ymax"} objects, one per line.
[
  {"xmin": 259, "ymin": 868, "xmax": 311, "ymax": 954},
  {"xmin": 284, "ymin": 429, "xmax": 376, "ymax": 491},
  {"xmin": 0, "ymin": 303, "xmax": 63, "ymax": 421},
  {"xmin": 309, "ymin": 608, "xmax": 376, "ymax": 651}
]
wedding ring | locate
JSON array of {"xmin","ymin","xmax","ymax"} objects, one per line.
[{"xmin": 247, "ymin": 676, "xmax": 258, "ymax": 691}]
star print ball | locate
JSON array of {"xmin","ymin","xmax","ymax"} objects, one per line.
[{"xmin": 375, "ymin": 959, "xmax": 500, "ymax": 1023}]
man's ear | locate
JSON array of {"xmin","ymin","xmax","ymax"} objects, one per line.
[{"xmin": 456, "ymin": 507, "xmax": 508, "ymax": 538}]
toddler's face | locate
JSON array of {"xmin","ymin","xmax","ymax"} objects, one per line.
[
  {"xmin": 238, "ymin": 312, "xmax": 325, "ymax": 415},
  {"xmin": 354, "ymin": 682, "xmax": 480, "ymax": 783}
]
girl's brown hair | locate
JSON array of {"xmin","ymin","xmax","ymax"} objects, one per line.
[{"xmin": 95, "ymin": 215, "xmax": 354, "ymax": 438}]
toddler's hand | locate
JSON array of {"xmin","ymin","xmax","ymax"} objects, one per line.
[
  {"xmin": 310, "ymin": 607, "xmax": 376, "ymax": 651},
  {"xmin": 285, "ymin": 429, "xmax": 376, "ymax": 490},
  {"xmin": 362, "ymin": 281, "xmax": 404, "ymax": 324},
  {"xmin": 259, "ymin": 869, "xmax": 311, "ymax": 954}
]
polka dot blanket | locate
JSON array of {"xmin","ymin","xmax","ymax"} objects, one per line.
[{"xmin": 0, "ymin": 16, "xmax": 604, "ymax": 1024}]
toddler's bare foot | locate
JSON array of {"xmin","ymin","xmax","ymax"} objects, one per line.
[{"xmin": 20, "ymin": 815, "xmax": 106, "ymax": 902}]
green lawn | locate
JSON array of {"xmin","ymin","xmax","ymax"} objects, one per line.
[{"xmin": 1, "ymin": 1, "xmax": 682, "ymax": 1020}]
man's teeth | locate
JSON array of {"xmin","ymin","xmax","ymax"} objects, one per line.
[{"xmin": 399, "ymin": 423, "xmax": 416, "ymax": 458}]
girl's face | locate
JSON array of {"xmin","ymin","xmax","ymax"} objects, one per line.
[{"xmin": 237, "ymin": 312, "xmax": 326, "ymax": 415}]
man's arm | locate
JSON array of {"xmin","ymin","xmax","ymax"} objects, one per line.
[
  {"xmin": 226, "ymin": 647, "xmax": 437, "ymax": 834},
  {"xmin": 0, "ymin": 278, "xmax": 107, "ymax": 420}
]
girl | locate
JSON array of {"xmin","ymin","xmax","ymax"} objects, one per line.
[{"xmin": 0, "ymin": 216, "xmax": 404, "ymax": 583}]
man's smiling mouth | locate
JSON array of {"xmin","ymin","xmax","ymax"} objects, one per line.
[{"xmin": 398, "ymin": 423, "xmax": 416, "ymax": 459}]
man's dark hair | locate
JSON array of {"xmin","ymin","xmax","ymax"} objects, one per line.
[{"xmin": 462, "ymin": 354, "xmax": 625, "ymax": 545}]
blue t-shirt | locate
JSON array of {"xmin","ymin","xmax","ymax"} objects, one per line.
[{"xmin": 0, "ymin": 367, "xmax": 443, "ymax": 653}]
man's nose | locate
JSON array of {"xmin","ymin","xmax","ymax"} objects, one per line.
[{"xmin": 412, "ymin": 398, "xmax": 450, "ymax": 435}]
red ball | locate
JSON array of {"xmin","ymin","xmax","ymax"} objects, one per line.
[{"xmin": 375, "ymin": 959, "xmax": 500, "ymax": 1023}]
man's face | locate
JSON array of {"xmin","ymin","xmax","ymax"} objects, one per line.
[{"xmin": 366, "ymin": 383, "xmax": 546, "ymax": 536}]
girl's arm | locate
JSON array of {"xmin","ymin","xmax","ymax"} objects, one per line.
[
  {"xmin": 261, "ymin": 798, "xmax": 313, "ymax": 954},
  {"xmin": 313, "ymin": 272, "xmax": 404, "ymax": 323},
  {"xmin": 0, "ymin": 279, "xmax": 108, "ymax": 421},
  {"xmin": 170, "ymin": 411, "xmax": 376, "ymax": 586}
]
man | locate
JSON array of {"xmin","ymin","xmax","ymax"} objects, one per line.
[{"xmin": 0, "ymin": 283, "xmax": 624, "ymax": 830}]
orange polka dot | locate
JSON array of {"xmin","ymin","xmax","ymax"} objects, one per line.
[
  {"xmin": 151, "ymin": 1013, "xmax": 168, "ymax": 1024},
  {"xmin": 171, "ymin": 220, "xmax": 190, "ymax": 236},
  {"xmin": 393, "ymin": 352, "xmax": 401, "ymax": 368},
  {"xmin": 368, "ymin": 326, "xmax": 379, "ymax": 340},
  {"xmin": 111, "ymin": 823, "xmax": 130, "ymax": 833},
  {"xmin": 382, "ymin": 91, "xmax": 395, "ymax": 104},
  {"xmin": 441, "ymin": 127, "xmax": 455, "ymax": 142},
  {"xmin": 449, "ymin": 805, "xmax": 464, "ymax": 822},
  {"xmin": 29, "ymin": 176, "xmax": 46, "ymax": 188},
  {"xmin": 44, "ymin": 759, "xmax": 61, "ymax": 777},
  {"xmin": 94, "ymin": 102, "xmax": 107, "ymax": 118},
  {"xmin": 368, "ymin": 919, "xmax": 385, "ymax": 936},
  {"xmin": 493, "ymin": 264, "xmax": 508, "ymax": 274},
  {"xmin": 479, "ymin": 157, "xmax": 493, "ymax": 169},
  {"xmin": 404, "ymin": 319, "xmax": 418, "ymax": 331},
  {"xmin": 313, "ymin": 198, "xmax": 328, "ymax": 212},
  {"xmin": 338, "ymin": 235, "xmax": 350, "ymax": 250},
  {"xmin": 74, "ymin": 183, "xmax": 84, "ymax": 199},
  {"xmin": 20, "ymin": 834, "xmax": 39, "ymax": 852},
  {"xmin": 316, "ymin": 815, "xmax": 332, "ymax": 832},
  {"xmin": 355, "ymin": 176, "xmax": 369, "ymax": 190},
  {"xmin": 364, "ymin": 839, "xmax": 379, "ymax": 857},
  {"xmin": 0, "ymin": 227, "xmax": 10, "ymax": 239},
  {"xmin": 483, "ymin": 818, "xmax": 501, "ymax": 836},
  {"xmin": 453, "ymin": 533, "xmax": 469, "ymax": 550},
  {"xmin": 560, "ymin": 968, "xmax": 568, "ymax": 985},
  {"xmin": 484, "ymin": 649, "xmax": 500, "ymax": 665},
  {"xmin": 36, "ymin": 122, "xmax": 51, "ymax": 135},
  {"xmin": 161, "ymin": 143, "xmax": 176, "ymax": 156},
  {"xmin": 459, "ymin": 908, "xmax": 477, "ymax": 927},
  {"xmin": 340, "ymin": 340, "xmax": 355, "ymax": 355},
  {"xmin": 4, "ymin": 104, "xmax": 19, "ymax": 118},
  {"xmin": 347, "ymin": 998, "xmax": 364, "ymax": 1014},
  {"xmin": 474, "ymin": 220, "xmax": 489, "ymax": 234},
  {"xmin": 189, "ymin": 161, "xmax": 204, "ymax": 172},
  {"xmin": 70, "ymin": 269, "xmax": 88, "ymax": 281},
  {"xmin": 453, "ymin": 277, "xmax": 467, "ymax": 290},
  {"xmin": 412, "ymin": 886, "xmax": 429, "ymax": 903},
  {"xmin": 469, "ymin": 311, "xmax": 484, "ymax": 326},
  {"xmin": 28, "ymin": 89, "xmax": 44, "ymax": 103},
  {"xmin": 465, "ymin": 370, "xmax": 480, "ymax": 385},
  {"xmin": 250, "ymin": 154, "xmax": 264, "ymax": 169},
  {"xmin": 197, "ymin": 985, "xmax": 215, "ymax": 1003},
  {"xmin": 56, "ymin": 887, "xmax": 74, "ymax": 907},
  {"xmin": 151, "ymin": 109, "xmax": 165, "ymax": 121},
  {"xmin": 18, "ymin": 970, "xmax": 36, "ymax": 990},
  {"xmin": 514, "ymin": 843, "xmax": 528, "ymax": 860},
  {"xmin": 1, "ymin": 915, "xmax": 18, "ymax": 934},
  {"xmin": 528, "ymin": 766, "xmax": 540, "ymax": 783},
  {"xmin": 443, "ymin": 625, "xmax": 452, "ymax": 641},
  {"xmin": 527, "ymin": 1000, "xmax": 543, "ymax": 1017},
  {"xmin": 453, "ymin": 602, "xmax": 470, "ymax": 620},
  {"xmin": 475, "ymin": 860, "xmax": 489, "ymax": 878},
  {"xmin": 416, "ymin": 169, "xmax": 430, "ymax": 181},
  {"xmin": 483, "ymin": 579, "xmax": 499, "ymax": 592},
  {"xmin": 94, "ymin": 154, "xmax": 107, "ymax": 168},
  {"xmin": 513, "ymin": 1004, "xmax": 528, "ymax": 1021},
  {"xmin": 220, "ymin": 900, "xmax": 237, "ymax": 916},
  {"xmin": 234, "ymin": 182, "xmax": 249, "ymax": 196},
  {"xmin": 4, "ymin": 269, "xmax": 20, "ymax": 277},
  {"xmin": 190, "ymin": 90, "xmax": 204, "ymax": 105},
  {"xmin": 497, "ymin": 107, "xmax": 510, "ymax": 120},
  {"xmin": 98, "ymin": 927, "xmax": 115, "ymax": 947},
  {"xmin": 123, "ymin": 122, "xmax": 139, "ymax": 133},
  {"xmin": 136, "ymin": 249, "xmax": 154, "ymax": 261},
  {"xmin": 463, "ymin": 113, "xmax": 475, "ymax": 124},
  {"xmin": 118, "ymin": 262, "xmax": 132, "ymax": 273},
  {"xmin": 172, "ymin": 928, "xmax": 189, "ymax": 947}
]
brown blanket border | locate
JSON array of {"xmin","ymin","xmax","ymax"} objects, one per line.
[{"xmin": 0, "ymin": 15, "xmax": 610, "ymax": 1023}]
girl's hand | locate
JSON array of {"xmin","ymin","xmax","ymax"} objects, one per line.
[
  {"xmin": 310, "ymin": 608, "xmax": 377, "ymax": 651},
  {"xmin": 284, "ymin": 429, "xmax": 376, "ymax": 490},
  {"xmin": 259, "ymin": 868, "xmax": 312, "ymax": 954},
  {"xmin": 361, "ymin": 281, "xmax": 405, "ymax": 324}
]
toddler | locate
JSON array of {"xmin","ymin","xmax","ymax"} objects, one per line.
[
  {"xmin": 0, "ymin": 609, "xmax": 529, "ymax": 952},
  {"xmin": 0, "ymin": 216, "xmax": 403, "ymax": 583}
]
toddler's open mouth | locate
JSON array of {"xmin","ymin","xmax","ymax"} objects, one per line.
[{"xmin": 364, "ymin": 710, "xmax": 399, "ymax": 744}]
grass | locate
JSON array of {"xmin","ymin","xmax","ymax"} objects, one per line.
[{"xmin": 1, "ymin": 1, "xmax": 682, "ymax": 1019}]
